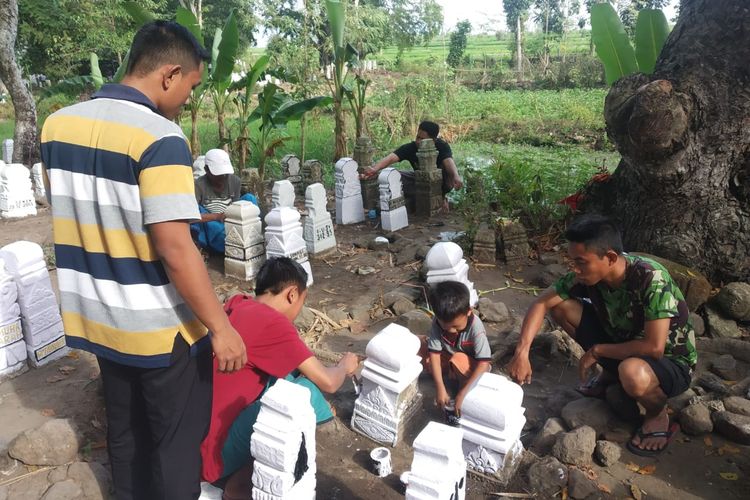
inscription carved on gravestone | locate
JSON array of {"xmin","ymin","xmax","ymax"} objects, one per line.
[
  {"xmin": 303, "ymin": 183, "xmax": 336, "ymax": 255},
  {"xmin": 224, "ymin": 201, "xmax": 266, "ymax": 281},
  {"xmin": 0, "ymin": 241, "xmax": 68, "ymax": 367},
  {"xmin": 404, "ymin": 422, "xmax": 467, "ymax": 500},
  {"xmin": 424, "ymin": 242, "xmax": 478, "ymax": 307},
  {"xmin": 353, "ymin": 137, "xmax": 378, "ymax": 212},
  {"xmin": 0, "ymin": 162, "xmax": 37, "ymax": 219},
  {"xmin": 281, "ymin": 154, "xmax": 304, "ymax": 197},
  {"xmin": 0, "ymin": 257, "xmax": 27, "ymax": 381},
  {"xmin": 302, "ymin": 159, "xmax": 323, "ymax": 190},
  {"xmin": 415, "ymin": 139, "xmax": 443, "ymax": 218},
  {"xmin": 497, "ymin": 219, "xmax": 529, "ymax": 265},
  {"xmin": 461, "ymin": 373, "xmax": 525, "ymax": 485},
  {"xmin": 378, "ymin": 168, "xmax": 408, "ymax": 232},
  {"xmin": 472, "ymin": 222, "xmax": 496, "ymax": 264},
  {"xmin": 334, "ymin": 158, "xmax": 364, "ymax": 225},
  {"xmin": 265, "ymin": 206, "xmax": 313, "ymax": 286},
  {"xmin": 351, "ymin": 324, "xmax": 423, "ymax": 446},
  {"xmin": 250, "ymin": 379, "xmax": 317, "ymax": 499}
]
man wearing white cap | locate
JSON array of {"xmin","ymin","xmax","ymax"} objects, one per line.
[{"xmin": 193, "ymin": 149, "xmax": 258, "ymax": 253}]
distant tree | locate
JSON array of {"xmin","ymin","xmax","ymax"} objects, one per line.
[
  {"xmin": 446, "ymin": 20, "xmax": 471, "ymax": 68},
  {"xmin": 503, "ymin": 0, "xmax": 533, "ymax": 77}
]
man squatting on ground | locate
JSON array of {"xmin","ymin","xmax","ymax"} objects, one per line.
[
  {"xmin": 507, "ymin": 214, "xmax": 697, "ymax": 456},
  {"xmin": 361, "ymin": 120, "xmax": 463, "ymax": 212},
  {"xmin": 41, "ymin": 21, "xmax": 246, "ymax": 499}
]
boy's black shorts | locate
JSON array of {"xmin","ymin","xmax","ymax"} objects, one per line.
[{"xmin": 574, "ymin": 301, "xmax": 692, "ymax": 398}]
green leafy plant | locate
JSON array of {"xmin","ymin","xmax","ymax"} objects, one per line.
[
  {"xmin": 344, "ymin": 71, "xmax": 371, "ymax": 140},
  {"xmin": 230, "ymin": 54, "xmax": 271, "ymax": 170},
  {"xmin": 208, "ymin": 11, "xmax": 239, "ymax": 146}
]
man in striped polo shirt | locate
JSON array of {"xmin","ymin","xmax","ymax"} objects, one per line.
[{"xmin": 41, "ymin": 21, "xmax": 246, "ymax": 499}]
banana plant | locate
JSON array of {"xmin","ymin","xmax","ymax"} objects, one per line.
[
  {"xmin": 41, "ymin": 53, "xmax": 105, "ymax": 97},
  {"xmin": 207, "ymin": 12, "xmax": 239, "ymax": 146},
  {"xmin": 230, "ymin": 54, "xmax": 271, "ymax": 170},
  {"xmin": 344, "ymin": 70, "xmax": 371, "ymax": 140}
]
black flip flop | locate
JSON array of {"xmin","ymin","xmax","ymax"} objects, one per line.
[{"xmin": 626, "ymin": 421, "xmax": 680, "ymax": 457}]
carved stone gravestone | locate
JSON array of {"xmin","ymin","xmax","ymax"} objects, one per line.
[
  {"xmin": 224, "ymin": 201, "xmax": 266, "ymax": 281},
  {"xmin": 2, "ymin": 139, "xmax": 12, "ymax": 164},
  {"xmin": 351, "ymin": 323, "xmax": 423, "ymax": 446},
  {"xmin": 272, "ymin": 180, "xmax": 296, "ymax": 209},
  {"xmin": 0, "ymin": 257, "xmax": 27, "ymax": 381},
  {"xmin": 472, "ymin": 222, "xmax": 496, "ymax": 264},
  {"xmin": 0, "ymin": 241, "xmax": 68, "ymax": 367},
  {"xmin": 302, "ymin": 159, "xmax": 323, "ymax": 189},
  {"xmin": 265, "ymin": 207, "xmax": 313, "ymax": 286},
  {"xmin": 0, "ymin": 163, "xmax": 37, "ymax": 218},
  {"xmin": 334, "ymin": 158, "xmax": 364, "ymax": 225},
  {"xmin": 353, "ymin": 137, "xmax": 378, "ymax": 212},
  {"xmin": 404, "ymin": 422, "xmax": 467, "ymax": 500},
  {"xmin": 303, "ymin": 183, "xmax": 336, "ymax": 255},
  {"xmin": 281, "ymin": 154, "xmax": 304, "ymax": 197},
  {"xmin": 424, "ymin": 242, "xmax": 478, "ymax": 307},
  {"xmin": 192, "ymin": 155, "xmax": 206, "ymax": 179},
  {"xmin": 378, "ymin": 168, "xmax": 408, "ymax": 232},
  {"xmin": 251, "ymin": 378, "xmax": 317, "ymax": 499},
  {"xmin": 31, "ymin": 163, "xmax": 46, "ymax": 199},
  {"xmin": 415, "ymin": 139, "xmax": 443, "ymax": 218},
  {"xmin": 461, "ymin": 373, "xmax": 525, "ymax": 485},
  {"xmin": 497, "ymin": 219, "xmax": 529, "ymax": 265}
]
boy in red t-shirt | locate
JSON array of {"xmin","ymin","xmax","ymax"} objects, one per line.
[{"xmin": 200, "ymin": 257, "xmax": 358, "ymax": 497}]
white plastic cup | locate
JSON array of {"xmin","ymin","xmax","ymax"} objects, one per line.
[{"xmin": 370, "ymin": 447, "xmax": 392, "ymax": 477}]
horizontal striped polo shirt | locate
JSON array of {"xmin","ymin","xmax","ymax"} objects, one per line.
[{"xmin": 40, "ymin": 84, "xmax": 208, "ymax": 368}]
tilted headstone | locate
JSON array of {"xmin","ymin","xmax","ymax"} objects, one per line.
[
  {"xmin": 404, "ymin": 422, "xmax": 467, "ymax": 500},
  {"xmin": 461, "ymin": 373, "xmax": 525, "ymax": 485},
  {"xmin": 250, "ymin": 378, "xmax": 317, "ymax": 499},
  {"xmin": 303, "ymin": 183, "xmax": 336, "ymax": 255},
  {"xmin": 2, "ymin": 139, "xmax": 12, "ymax": 164},
  {"xmin": 497, "ymin": 218, "xmax": 529, "ymax": 265},
  {"xmin": 378, "ymin": 168, "xmax": 408, "ymax": 232},
  {"xmin": 351, "ymin": 324, "xmax": 423, "ymax": 446},
  {"xmin": 272, "ymin": 180, "xmax": 296, "ymax": 209},
  {"xmin": 265, "ymin": 207, "xmax": 313, "ymax": 286},
  {"xmin": 414, "ymin": 139, "xmax": 443, "ymax": 218},
  {"xmin": 0, "ymin": 162, "xmax": 37, "ymax": 218},
  {"xmin": 0, "ymin": 241, "xmax": 68, "ymax": 367},
  {"xmin": 472, "ymin": 222, "xmax": 496, "ymax": 264},
  {"xmin": 353, "ymin": 137, "xmax": 378, "ymax": 212},
  {"xmin": 424, "ymin": 242, "xmax": 478, "ymax": 307},
  {"xmin": 31, "ymin": 163, "xmax": 46, "ymax": 199},
  {"xmin": 192, "ymin": 155, "xmax": 206, "ymax": 179},
  {"xmin": 281, "ymin": 154, "xmax": 304, "ymax": 197},
  {"xmin": 302, "ymin": 159, "xmax": 323, "ymax": 189},
  {"xmin": 0, "ymin": 257, "xmax": 27, "ymax": 381},
  {"xmin": 224, "ymin": 201, "xmax": 266, "ymax": 281},
  {"xmin": 334, "ymin": 158, "xmax": 364, "ymax": 225}
]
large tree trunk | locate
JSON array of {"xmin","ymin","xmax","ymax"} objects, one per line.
[
  {"xmin": 333, "ymin": 100, "xmax": 347, "ymax": 160},
  {"xmin": 0, "ymin": 0, "xmax": 38, "ymax": 166},
  {"xmin": 581, "ymin": 0, "xmax": 750, "ymax": 284}
]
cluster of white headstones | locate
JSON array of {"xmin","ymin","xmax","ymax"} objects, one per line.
[
  {"xmin": 0, "ymin": 241, "xmax": 68, "ymax": 381},
  {"xmin": 424, "ymin": 242, "xmax": 478, "ymax": 307},
  {"xmin": 265, "ymin": 181, "xmax": 313, "ymax": 286},
  {"xmin": 0, "ymin": 160, "xmax": 36, "ymax": 219}
]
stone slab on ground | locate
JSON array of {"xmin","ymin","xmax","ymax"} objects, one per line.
[
  {"xmin": 396, "ymin": 310, "xmax": 433, "ymax": 336},
  {"xmin": 713, "ymin": 282, "xmax": 750, "ymax": 322},
  {"xmin": 594, "ymin": 440, "xmax": 621, "ymax": 467},
  {"xmin": 552, "ymin": 425, "xmax": 596, "ymax": 466},
  {"xmin": 711, "ymin": 354, "xmax": 739, "ymax": 380},
  {"xmin": 532, "ymin": 417, "xmax": 566, "ymax": 455},
  {"xmin": 705, "ymin": 305, "xmax": 743, "ymax": 339},
  {"xmin": 723, "ymin": 396, "xmax": 750, "ymax": 417},
  {"xmin": 680, "ymin": 403, "xmax": 713, "ymax": 435},
  {"xmin": 712, "ymin": 411, "xmax": 750, "ymax": 445},
  {"xmin": 567, "ymin": 467, "xmax": 598, "ymax": 499},
  {"xmin": 8, "ymin": 419, "xmax": 79, "ymax": 466},
  {"xmin": 561, "ymin": 398, "xmax": 615, "ymax": 437},
  {"xmin": 527, "ymin": 456, "xmax": 568, "ymax": 497}
]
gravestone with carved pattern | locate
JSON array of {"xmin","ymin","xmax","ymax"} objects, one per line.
[
  {"xmin": 303, "ymin": 183, "xmax": 336, "ymax": 255},
  {"xmin": 224, "ymin": 201, "xmax": 266, "ymax": 281}
]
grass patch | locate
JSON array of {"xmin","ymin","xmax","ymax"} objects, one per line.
[{"xmin": 0, "ymin": 119, "xmax": 13, "ymax": 141}]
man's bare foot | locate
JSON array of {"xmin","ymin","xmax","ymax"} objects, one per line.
[
  {"xmin": 630, "ymin": 408, "xmax": 670, "ymax": 452},
  {"xmin": 441, "ymin": 198, "xmax": 450, "ymax": 213}
]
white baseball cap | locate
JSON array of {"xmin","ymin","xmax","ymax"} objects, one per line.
[{"xmin": 204, "ymin": 149, "xmax": 234, "ymax": 176}]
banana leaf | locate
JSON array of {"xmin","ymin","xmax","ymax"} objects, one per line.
[
  {"xmin": 122, "ymin": 1, "xmax": 155, "ymax": 26},
  {"xmin": 211, "ymin": 12, "xmax": 238, "ymax": 84},
  {"xmin": 228, "ymin": 54, "xmax": 270, "ymax": 92},
  {"xmin": 326, "ymin": 0, "xmax": 345, "ymax": 59},
  {"xmin": 176, "ymin": 6, "xmax": 203, "ymax": 46},
  {"xmin": 635, "ymin": 9, "xmax": 670, "ymax": 74},
  {"xmin": 40, "ymin": 76, "xmax": 96, "ymax": 97},
  {"xmin": 90, "ymin": 53, "xmax": 104, "ymax": 90},
  {"xmin": 591, "ymin": 2, "xmax": 638, "ymax": 85},
  {"xmin": 274, "ymin": 96, "xmax": 332, "ymax": 123},
  {"xmin": 113, "ymin": 50, "xmax": 129, "ymax": 83}
]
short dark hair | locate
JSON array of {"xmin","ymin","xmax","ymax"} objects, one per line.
[
  {"xmin": 254, "ymin": 257, "xmax": 308, "ymax": 296},
  {"xmin": 418, "ymin": 121, "xmax": 440, "ymax": 139},
  {"xmin": 126, "ymin": 21, "xmax": 210, "ymax": 76},
  {"xmin": 430, "ymin": 281, "xmax": 471, "ymax": 321},
  {"xmin": 564, "ymin": 214, "xmax": 623, "ymax": 256}
]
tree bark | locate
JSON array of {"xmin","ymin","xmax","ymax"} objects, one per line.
[
  {"xmin": 0, "ymin": 0, "xmax": 38, "ymax": 166},
  {"xmin": 333, "ymin": 99, "xmax": 347, "ymax": 160},
  {"xmin": 581, "ymin": 0, "xmax": 750, "ymax": 284},
  {"xmin": 190, "ymin": 105, "xmax": 201, "ymax": 159}
]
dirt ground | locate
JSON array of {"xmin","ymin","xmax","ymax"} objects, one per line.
[{"xmin": 1, "ymin": 207, "xmax": 749, "ymax": 499}]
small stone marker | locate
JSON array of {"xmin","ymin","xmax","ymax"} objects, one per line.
[
  {"xmin": 424, "ymin": 242, "xmax": 478, "ymax": 307},
  {"xmin": 265, "ymin": 206, "xmax": 313, "ymax": 286},
  {"xmin": 334, "ymin": 157, "xmax": 364, "ymax": 225},
  {"xmin": 0, "ymin": 241, "xmax": 68, "ymax": 367},
  {"xmin": 351, "ymin": 323, "xmax": 423, "ymax": 446},
  {"xmin": 0, "ymin": 257, "xmax": 27, "ymax": 381},
  {"xmin": 302, "ymin": 159, "xmax": 323, "ymax": 189},
  {"xmin": 353, "ymin": 137, "xmax": 378, "ymax": 212},
  {"xmin": 0, "ymin": 162, "xmax": 37, "ymax": 218},
  {"xmin": 250, "ymin": 378, "xmax": 317, "ymax": 499},
  {"xmin": 2, "ymin": 139, "xmax": 12, "ymax": 164},
  {"xmin": 31, "ymin": 163, "xmax": 46, "ymax": 199},
  {"xmin": 414, "ymin": 139, "xmax": 443, "ymax": 217},
  {"xmin": 281, "ymin": 154, "xmax": 303, "ymax": 196},
  {"xmin": 224, "ymin": 201, "xmax": 266, "ymax": 281},
  {"xmin": 498, "ymin": 218, "xmax": 529, "ymax": 264},
  {"xmin": 303, "ymin": 183, "xmax": 336, "ymax": 255},
  {"xmin": 378, "ymin": 168, "xmax": 408, "ymax": 232},
  {"xmin": 472, "ymin": 222, "xmax": 496, "ymax": 264},
  {"xmin": 272, "ymin": 179, "xmax": 296, "ymax": 209},
  {"xmin": 404, "ymin": 422, "xmax": 466, "ymax": 500}
]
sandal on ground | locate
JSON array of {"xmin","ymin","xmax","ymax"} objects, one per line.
[
  {"xmin": 575, "ymin": 373, "xmax": 610, "ymax": 398},
  {"xmin": 626, "ymin": 421, "xmax": 680, "ymax": 457}
]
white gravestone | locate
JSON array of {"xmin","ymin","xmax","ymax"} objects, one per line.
[
  {"xmin": 424, "ymin": 242, "xmax": 478, "ymax": 307},
  {"xmin": 0, "ymin": 241, "xmax": 68, "ymax": 367},
  {"xmin": 404, "ymin": 422, "xmax": 467, "ymax": 500},
  {"xmin": 265, "ymin": 207, "xmax": 313, "ymax": 286},
  {"xmin": 460, "ymin": 373, "xmax": 525, "ymax": 485},
  {"xmin": 0, "ymin": 257, "xmax": 27, "ymax": 380},
  {"xmin": 2, "ymin": 139, "xmax": 12, "ymax": 164},
  {"xmin": 378, "ymin": 168, "xmax": 408, "ymax": 232},
  {"xmin": 251, "ymin": 378, "xmax": 316, "ymax": 500},
  {"xmin": 224, "ymin": 201, "xmax": 266, "ymax": 281},
  {"xmin": 0, "ymin": 162, "xmax": 37, "ymax": 218},
  {"xmin": 193, "ymin": 155, "xmax": 206, "ymax": 179},
  {"xmin": 272, "ymin": 180, "xmax": 296, "ymax": 209},
  {"xmin": 351, "ymin": 323, "xmax": 423, "ymax": 446},
  {"xmin": 281, "ymin": 154, "xmax": 303, "ymax": 196},
  {"xmin": 31, "ymin": 163, "xmax": 46, "ymax": 199},
  {"xmin": 303, "ymin": 183, "xmax": 336, "ymax": 255},
  {"xmin": 334, "ymin": 158, "xmax": 364, "ymax": 225}
]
